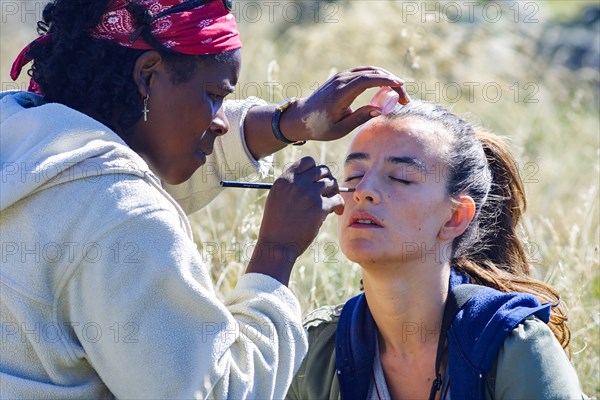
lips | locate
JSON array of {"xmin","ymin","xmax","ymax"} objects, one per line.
[
  {"xmin": 195, "ymin": 149, "xmax": 206, "ymax": 159},
  {"xmin": 349, "ymin": 211, "xmax": 384, "ymax": 228},
  {"xmin": 195, "ymin": 129, "xmax": 216, "ymax": 156},
  {"xmin": 196, "ymin": 145, "xmax": 213, "ymax": 157}
]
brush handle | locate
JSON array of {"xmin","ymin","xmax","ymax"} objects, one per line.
[{"xmin": 220, "ymin": 181, "xmax": 355, "ymax": 192}]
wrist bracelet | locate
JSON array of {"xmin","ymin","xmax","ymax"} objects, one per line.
[{"xmin": 271, "ymin": 97, "xmax": 306, "ymax": 146}]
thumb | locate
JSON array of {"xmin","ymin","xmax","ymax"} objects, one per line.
[
  {"xmin": 323, "ymin": 194, "xmax": 345, "ymax": 216},
  {"xmin": 328, "ymin": 105, "xmax": 383, "ymax": 137}
]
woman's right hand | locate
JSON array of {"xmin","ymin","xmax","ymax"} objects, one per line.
[{"xmin": 246, "ymin": 156, "xmax": 344, "ymax": 285}]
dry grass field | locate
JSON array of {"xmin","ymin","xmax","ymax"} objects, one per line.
[{"xmin": 2, "ymin": 0, "xmax": 598, "ymax": 396}]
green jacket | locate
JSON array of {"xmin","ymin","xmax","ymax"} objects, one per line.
[{"xmin": 286, "ymin": 305, "xmax": 584, "ymax": 400}]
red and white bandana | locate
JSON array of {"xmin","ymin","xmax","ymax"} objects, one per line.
[
  {"xmin": 89, "ymin": 0, "xmax": 241, "ymax": 55},
  {"xmin": 10, "ymin": 0, "xmax": 242, "ymax": 91}
]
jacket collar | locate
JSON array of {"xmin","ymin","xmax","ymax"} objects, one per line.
[{"xmin": 335, "ymin": 268, "xmax": 550, "ymax": 400}]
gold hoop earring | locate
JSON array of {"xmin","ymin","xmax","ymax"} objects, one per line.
[{"xmin": 142, "ymin": 94, "xmax": 150, "ymax": 122}]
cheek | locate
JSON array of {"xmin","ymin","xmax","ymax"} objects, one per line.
[
  {"xmin": 386, "ymin": 195, "xmax": 432, "ymax": 233},
  {"xmin": 198, "ymin": 98, "xmax": 220, "ymax": 128},
  {"xmin": 337, "ymin": 210, "xmax": 357, "ymax": 254},
  {"xmin": 337, "ymin": 213, "xmax": 347, "ymax": 242},
  {"xmin": 415, "ymin": 203, "xmax": 450, "ymax": 236},
  {"xmin": 168, "ymin": 90, "xmax": 210, "ymax": 126},
  {"xmin": 337, "ymin": 194, "xmax": 355, "ymax": 227}
]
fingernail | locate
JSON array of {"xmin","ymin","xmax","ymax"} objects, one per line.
[{"xmin": 370, "ymin": 109, "xmax": 382, "ymax": 117}]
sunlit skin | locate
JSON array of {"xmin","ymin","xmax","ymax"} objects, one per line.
[
  {"xmin": 337, "ymin": 116, "xmax": 476, "ymax": 399},
  {"xmin": 338, "ymin": 116, "xmax": 458, "ymax": 273},
  {"xmin": 126, "ymin": 49, "xmax": 241, "ymax": 185}
]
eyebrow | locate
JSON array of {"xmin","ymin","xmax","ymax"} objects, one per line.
[{"xmin": 344, "ymin": 152, "xmax": 426, "ymax": 171}]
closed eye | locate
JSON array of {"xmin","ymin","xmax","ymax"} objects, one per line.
[
  {"xmin": 344, "ymin": 175, "xmax": 363, "ymax": 182},
  {"xmin": 390, "ymin": 176, "xmax": 412, "ymax": 184}
]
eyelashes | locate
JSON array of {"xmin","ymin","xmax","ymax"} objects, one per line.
[
  {"xmin": 344, "ymin": 175, "xmax": 362, "ymax": 182},
  {"xmin": 389, "ymin": 177, "xmax": 412, "ymax": 185},
  {"xmin": 343, "ymin": 175, "xmax": 412, "ymax": 185}
]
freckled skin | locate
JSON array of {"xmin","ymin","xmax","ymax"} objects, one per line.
[{"xmin": 338, "ymin": 117, "xmax": 455, "ymax": 270}]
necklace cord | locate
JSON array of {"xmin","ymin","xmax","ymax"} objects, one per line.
[{"xmin": 428, "ymin": 290, "xmax": 459, "ymax": 400}]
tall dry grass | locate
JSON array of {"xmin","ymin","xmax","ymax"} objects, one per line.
[
  {"xmin": 195, "ymin": 1, "xmax": 599, "ymax": 395},
  {"xmin": 2, "ymin": 0, "xmax": 598, "ymax": 396}
]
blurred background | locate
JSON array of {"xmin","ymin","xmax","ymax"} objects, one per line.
[{"xmin": 2, "ymin": 0, "xmax": 598, "ymax": 395}]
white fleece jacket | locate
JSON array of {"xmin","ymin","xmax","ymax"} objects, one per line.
[{"xmin": 0, "ymin": 91, "xmax": 307, "ymax": 399}]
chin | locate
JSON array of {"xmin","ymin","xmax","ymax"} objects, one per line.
[
  {"xmin": 164, "ymin": 177, "xmax": 186, "ymax": 185},
  {"xmin": 167, "ymin": 171, "xmax": 195, "ymax": 185},
  {"xmin": 340, "ymin": 240, "xmax": 382, "ymax": 264},
  {"xmin": 155, "ymin": 169, "xmax": 186, "ymax": 185},
  {"xmin": 160, "ymin": 162, "xmax": 203, "ymax": 185}
]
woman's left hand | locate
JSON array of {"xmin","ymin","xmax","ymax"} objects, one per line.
[{"xmin": 279, "ymin": 66, "xmax": 410, "ymax": 142}]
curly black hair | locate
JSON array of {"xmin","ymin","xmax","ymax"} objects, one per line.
[{"xmin": 28, "ymin": 0, "xmax": 233, "ymax": 135}]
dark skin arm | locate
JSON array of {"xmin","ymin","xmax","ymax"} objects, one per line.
[
  {"xmin": 244, "ymin": 66, "xmax": 410, "ymax": 160},
  {"xmin": 246, "ymin": 157, "xmax": 343, "ymax": 285},
  {"xmin": 245, "ymin": 67, "xmax": 409, "ymax": 284}
]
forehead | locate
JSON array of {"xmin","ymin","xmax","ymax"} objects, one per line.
[
  {"xmin": 348, "ymin": 116, "xmax": 452, "ymax": 162},
  {"xmin": 188, "ymin": 49, "xmax": 241, "ymax": 88}
]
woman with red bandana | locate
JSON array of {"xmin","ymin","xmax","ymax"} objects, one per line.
[{"xmin": 0, "ymin": 0, "xmax": 409, "ymax": 398}]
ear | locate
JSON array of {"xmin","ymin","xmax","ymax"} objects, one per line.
[
  {"xmin": 132, "ymin": 51, "xmax": 164, "ymax": 97},
  {"xmin": 438, "ymin": 195, "xmax": 476, "ymax": 241}
]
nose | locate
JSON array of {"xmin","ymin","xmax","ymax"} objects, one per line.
[
  {"xmin": 210, "ymin": 106, "xmax": 229, "ymax": 137},
  {"xmin": 352, "ymin": 174, "xmax": 381, "ymax": 204}
]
